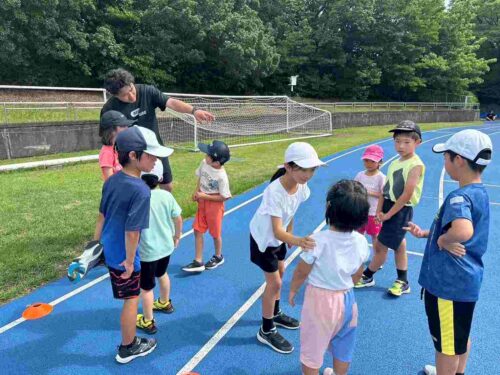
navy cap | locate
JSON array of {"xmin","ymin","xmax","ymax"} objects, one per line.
[
  {"xmin": 116, "ymin": 126, "xmax": 173, "ymax": 157},
  {"xmin": 99, "ymin": 110, "xmax": 136, "ymax": 136},
  {"xmin": 389, "ymin": 120, "xmax": 422, "ymax": 139},
  {"xmin": 198, "ymin": 140, "xmax": 231, "ymax": 165}
]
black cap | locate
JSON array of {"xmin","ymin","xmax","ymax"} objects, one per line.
[
  {"xmin": 389, "ymin": 120, "xmax": 422, "ymax": 139},
  {"xmin": 99, "ymin": 110, "xmax": 136, "ymax": 136},
  {"xmin": 198, "ymin": 140, "xmax": 231, "ymax": 165}
]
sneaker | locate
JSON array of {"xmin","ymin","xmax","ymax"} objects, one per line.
[
  {"xmin": 273, "ymin": 311, "xmax": 300, "ymax": 330},
  {"xmin": 205, "ymin": 255, "xmax": 225, "ymax": 270},
  {"xmin": 153, "ymin": 298, "xmax": 174, "ymax": 314},
  {"xmin": 136, "ymin": 314, "xmax": 157, "ymax": 334},
  {"xmin": 115, "ymin": 336, "xmax": 157, "ymax": 364},
  {"xmin": 182, "ymin": 260, "xmax": 205, "ymax": 272},
  {"xmin": 387, "ymin": 279, "xmax": 411, "ymax": 296},
  {"xmin": 423, "ymin": 365, "xmax": 436, "ymax": 375},
  {"xmin": 354, "ymin": 275, "xmax": 375, "ymax": 288},
  {"xmin": 256, "ymin": 327, "xmax": 293, "ymax": 354},
  {"xmin": 323, "ymin": 368, "xmax": 335, "ymax": 375}
]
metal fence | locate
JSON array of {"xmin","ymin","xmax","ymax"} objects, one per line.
[{"xmin": 0, "ymin": 100, "xmax": 479, "ymax": 125}]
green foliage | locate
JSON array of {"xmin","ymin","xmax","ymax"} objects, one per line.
[{"xmin": 0, "ymin": 0, "xmax": 494, "ymax": 100}]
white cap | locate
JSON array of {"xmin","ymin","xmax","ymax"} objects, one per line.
[
  {"xmin": 141, "ymin": 159, "xmax": 163, "ymax": 181},
  {"xmin": 284, "ymin": 142, "xmax": 326, "ymax": 168},
  {"xmin": 432, "ymin": 129, "xmax": 492, "ymax": 166},
  {"xmin": 116, "ymin": 125, "xmax": 173, "ymax": 158}
]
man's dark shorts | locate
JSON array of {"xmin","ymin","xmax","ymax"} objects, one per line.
[{"xmin": 160, "ymin": 157, "xmax": 173, "ymax": 184}]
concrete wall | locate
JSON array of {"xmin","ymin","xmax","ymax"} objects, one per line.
[{"xmin": 0, "ymin": 110, "xmax": 478, "ymax": 160}]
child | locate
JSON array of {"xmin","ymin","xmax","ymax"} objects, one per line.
[
  {"xmin": 289, "ymin": 180, "xmax": 370, "ymax": 375},
  {"xmin": 136, "ymin": 160, "xmax": 183, "ymax": 334},
  {"xmin": 182, "ymin": 140, "xmax": 231, "ymax": 272},
  {"xmin": 98, "ymin": 110, "xmax": 135, "ymax": 180},
  {"xmin": 404, "ymin": 129, "xmax": 492, "ymax": 375},
  {"xmin": 96, "ymin": 125, "xmax": 172, "ymax": 363},
  {"xmin": 354, "ymin": 144, "xmax": 385, "ymax": 247},
  {"xmin": 250, "ymin": 142, "xmax": 325, "ymax": 354},
  {"xmin": 355, "ymin": 120, "xmax": 425, "ymax": 296}
]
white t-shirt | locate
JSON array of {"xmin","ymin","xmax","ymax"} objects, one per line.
[
  {"xmin": 300, "ymin": 230, "xmax": 370, "ymax": 290},
  {"xmin": 354, "ymin": 170, "xmax": 385, "ymax": 216},
  {"xmin": 250, "ymin": 178, "xmax": 310, "ymax": 252},
  {"xmin": 196, "ymin": 159, "xmax": 231, "ymax": 198}
]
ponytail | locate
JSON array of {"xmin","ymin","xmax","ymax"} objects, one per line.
[{"xmin": 269, "ymin": 161, "xmax": 298, "ymax": 182}]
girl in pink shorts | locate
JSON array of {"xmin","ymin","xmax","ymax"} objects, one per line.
[
  {"xmin": 289, "ymin": 180, "xmax": 371, "ymax": 375},
  {"xmin": 354, "ymin": 145, "xmax": 385, "ymax": 247}
]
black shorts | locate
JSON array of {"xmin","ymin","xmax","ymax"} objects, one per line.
[
  {"xmin": 109, "ymin": 267, "xmax": 141, "ymax": 299},
  {"xmin": 160, "ymin": 157, "xmax": 173, "ymax": 184},
  {"xmin": 424, "ymin": 289, "xmax": 475, "ymax": 355},
  {"xmin": 140, "ymin": 256, "xmax": 170, "ymax": 291},
  {"xmin": 377, "ymin": 199, "xmax": 413, "ymax": 250},
  {"xmin": 250, "ymin": 235, "xmax": 286, "ymax": 273}
]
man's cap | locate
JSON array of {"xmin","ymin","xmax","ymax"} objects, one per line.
[
  {"xmin": 198, "ymin": 140, "xmax": 231, "ymax": 165},
  {"xmin": 116, "ymin": 126, "xmax": 173, "ymax": 158},
  {"xmin": 389, "ymin": 120, "xmax": 422, "ymax": 139},
  {"xmin": 99, "ymin": 110, "xmax": 136, "ymax": 136},
  {"xmin": 432, "ymin": 129, "xmax": 493, "ymax": 166},
  {"xmin": 361, "ymin": 144, "xmax": 384, "ymax": 162},
  {"xmin": 141, "ymin": 159, "xmax": 163, "ymax": 181},
  {"xmin": 284, "ymin": 142, "xmax": 326, "ymax": 168}
]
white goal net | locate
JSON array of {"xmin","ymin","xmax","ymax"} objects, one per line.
[{"xmin": 157, "ymin": 94, "xmax": 332, "ymax": 150}]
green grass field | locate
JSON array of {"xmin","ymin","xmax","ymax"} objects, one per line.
[{"xmin": 0, "ymin": 122, "xmax": 480, "ymax": 304}]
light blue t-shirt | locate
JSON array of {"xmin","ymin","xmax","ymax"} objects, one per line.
[
  {"xmin": 419, "ymin": 184, "xmax": 490, "ymax": 302},
  {"xmin": 139, "ymin": 189, "xmax": 182, "ymax": 262}
]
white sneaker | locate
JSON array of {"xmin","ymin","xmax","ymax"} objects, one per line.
[
  {"xmin": 323, "ymin": 368, "xmax": 335, "ymax": 375},
  {"xmin": 424, "ymin": 364, "xmax": 437, "ymax": 375}
]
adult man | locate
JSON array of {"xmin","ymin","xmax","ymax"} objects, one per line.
[{"xmin": 101, "ymin": 68, "xmax": 215, "ymax": 191}]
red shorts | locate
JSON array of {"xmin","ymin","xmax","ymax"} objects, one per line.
[
  {"xmin": 358, "ymin": 215, "xmax": 382, "ymax": 237},
  {"xmin": 193, "ymin": 199, "xmax": 224, "ymax": 238}
]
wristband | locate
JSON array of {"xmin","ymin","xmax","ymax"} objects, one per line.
[{"xmin": 191, "ymin": 106, "xmax": 198, "ymax": 115}]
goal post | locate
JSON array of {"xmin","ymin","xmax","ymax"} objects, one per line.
[{"xmin": 157, "ymin": 94, "xmax": 332, "ymax": 150}]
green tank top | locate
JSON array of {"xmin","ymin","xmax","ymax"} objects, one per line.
[{"xmin": 383, "ymin": 154, "xmax": 425, "ymax": 206}]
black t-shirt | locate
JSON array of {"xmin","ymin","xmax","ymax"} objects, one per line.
[{"xmin": 101, "ymin": 84, "xmax": 169, "ymax": 144}]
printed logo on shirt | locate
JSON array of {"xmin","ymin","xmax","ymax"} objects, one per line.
[
  {"xmin": 131, "ymin": 108, "xmax": 140, "ymax": 117},
  {"xmin": 450, "ymin": 196, "xmax": 464, "ymax": 205}
]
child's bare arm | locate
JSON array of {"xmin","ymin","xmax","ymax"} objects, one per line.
[
  {"xmin": 173, "ymin": 215, "xmax": 183, "ymax": 247},
  {"xmin": 289, "ymin": 260, "xmax": 313, "ymax": 306},
  {"xmin": 192, "ymin": 178, "xmax": 201, "ymax": 201},
  {"xmin": 383, "ymin": 165, "xmax": 423, "ymax": 220},
  {"xmin": 271, "ymin": 216, "xmax": 315, "ymax": 250},
  {"xmin": 352, "ymin": 265, "xmax": 365, "ymax": 284},
  {"xmin": 93, "ymin": 213, "xmax": 105, "ymax": 241},
  {"xmin": 121, "ymin": 231, "xmax": 140, "ymax": 279},
  {"xmin": 437, "ymin": 219, "xmax": 473, "ymax": 257}
]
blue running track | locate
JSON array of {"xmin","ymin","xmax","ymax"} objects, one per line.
[{"xmin": 1, "ymin": 123, "xmax": 499, "ymax": 374}]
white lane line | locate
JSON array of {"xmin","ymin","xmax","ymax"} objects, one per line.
[
  {"xmin": 439, "ymin": 167, "xmax": 446, "ymax": 207},
  {"xmin": 176, "ymin": 220, "xmax": 327, "ymax": 375},
  {"xmin": 445, "ymin": 180, "xmax": 500, "ymax": 189},
  {"xmin": 368, "ymin": 244, "xmax": 423, "ymax": 257}
]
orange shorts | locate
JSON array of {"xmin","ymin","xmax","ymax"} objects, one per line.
[{"xmin": 193, "ymin": 199, "xmax": 224, "ymax": 238}]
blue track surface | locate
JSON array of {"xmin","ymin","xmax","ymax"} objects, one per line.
[{"xmin": 1, "ymin": 123, "xmax": 499, "ymax": 375}]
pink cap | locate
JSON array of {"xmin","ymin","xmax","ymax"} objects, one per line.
[{"xmin": 361, "ymin": 144, "xmax": 384, "ymax": 162}]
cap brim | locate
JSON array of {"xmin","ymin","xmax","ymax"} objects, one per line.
[
  {"xmin": 123, "ymin": 119, "xmax": 137, "ymax": 127},
  {"xmin": 389, "ymin": 128, "xmax": 422, "ymax": 137},
  {"xmin": 432, "ymin": 143, "xmax": 447, "ymax": 153},
  {"xmin": 197, "ymin": 143, "xmax": 211, "ymax": 154},
  {"xmin": 145, "ymin": 145, "xmax": 174, "ymax": 158},
  {"xmin": 295, "ymin": 157, "xmax": 327, "ymax": 168},
  {"xmin": 361, "ymin": 155, "xmax": 382, "ymax": 162}
]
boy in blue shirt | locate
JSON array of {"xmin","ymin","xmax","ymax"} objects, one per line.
[
  {"xmin": 96, "ymin": 125, "xmax": 173, "ymax": 364},
  {"xmin": 404, "ymin": 129, "xmax": 492, "ymax": 375}
]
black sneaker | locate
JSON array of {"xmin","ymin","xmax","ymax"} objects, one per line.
[
  {"xmin": 182, "ymin": 260, "xmax": 205, "ymax": 272},
  {"xmin": 257, "ymin": 327, "xmax": 293, "ymax": 354},
  {"xmin": 273, "ymin": 311, "xmax": 300, "ymax": 330},
  {"xmin": 205, "ymin": 255, "xmax": 225, "ymax": 270},
  {"xmin": 115, "ymin": 336, "xmax": 157, "ymax": 364}
]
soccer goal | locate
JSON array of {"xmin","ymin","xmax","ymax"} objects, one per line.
[{"xmin": 157, "ymin": 94, "xmax": 332, "ymax": 150}]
